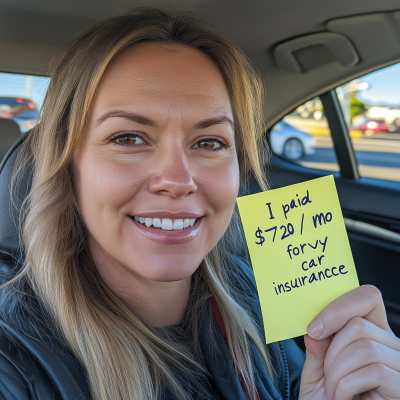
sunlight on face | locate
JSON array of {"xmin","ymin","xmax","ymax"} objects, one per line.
[{"xmin": 73, "ymin": 42, "xmax": 239, "ymax": 312}]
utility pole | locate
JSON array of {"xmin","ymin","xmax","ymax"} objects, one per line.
[{"xmin": 25, "ymin": 75, "xmax": 32, "ymax": 98}]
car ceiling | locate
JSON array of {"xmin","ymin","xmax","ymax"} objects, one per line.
[{"xmin": 1, "ymin": 0, "xmax": 400, "ymax": 124}]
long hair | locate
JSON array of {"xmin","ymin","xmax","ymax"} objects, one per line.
[{"xmin": 6, "ymin": 8, "xmax": 271, "ymax": 400}]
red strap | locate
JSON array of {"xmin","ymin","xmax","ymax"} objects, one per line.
[{"xmin": 210, "ymin": 298, "xmax": 260, "ymax": 400}]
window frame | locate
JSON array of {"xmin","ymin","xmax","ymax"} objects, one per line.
[{"xmin": 320, "ymin": 90, "xmax": 359, "ymax": 180}]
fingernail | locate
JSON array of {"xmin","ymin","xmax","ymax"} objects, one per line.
[{"xmin": 308, "ymin": 318, "xmax": 324, "ymax": 339}]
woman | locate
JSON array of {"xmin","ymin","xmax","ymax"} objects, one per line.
[{"xmin": 0, "ymin": 8, "xmax": 399, "ymax": 400}]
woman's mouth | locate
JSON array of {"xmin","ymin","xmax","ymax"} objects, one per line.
[
  {"xmin": 132, "ymin": 216, "xmax": 196, "ymax": 230},
  {"xmin": 129, "ymin": 215, "xmax": 202, "ymax": 244}
]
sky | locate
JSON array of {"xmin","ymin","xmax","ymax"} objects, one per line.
[
  {"xmin": 352, "ymin": 63, "xmax": 400, "ymax": 108},
  {"xmin": 1, "ymin": 62, "xmax": 400, "ymax": 110}
]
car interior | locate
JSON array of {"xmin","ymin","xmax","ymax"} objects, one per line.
[{"xmin": 0, "ymin": 0, "xmax": 399, "ymax": 351}]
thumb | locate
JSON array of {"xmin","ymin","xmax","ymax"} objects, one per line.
[{"xmin": 301, "ymin": 334, "xmax": 332, "ymax": 385}]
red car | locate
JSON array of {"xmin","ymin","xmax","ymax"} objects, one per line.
[{"xmin": 357, "ymin": 119, "xmax": 389, "ymax": 136}]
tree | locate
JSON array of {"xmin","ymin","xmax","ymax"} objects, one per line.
[{"xmin": 350, "ymin": 92, "xmax": 367, "ymax": 120}]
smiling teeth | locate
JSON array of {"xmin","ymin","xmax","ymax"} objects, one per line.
[{"xmin": 134, "ymin": 217, "xmax": 196, "ymax": 230}]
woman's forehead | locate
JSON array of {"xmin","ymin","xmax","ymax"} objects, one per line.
[{"xmin": 93, "ymin": 42, "xmax": 232, "ymax": 115}]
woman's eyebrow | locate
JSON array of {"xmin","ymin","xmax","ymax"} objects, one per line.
[
  {"xmin": 94, "ymin": 110, "xmax": 233, "ymax": 130},
  {"xmin": 193, "ymin": 116, "xmax": 234, "ymax": 130},
  {"xmin": 95, "ymin": 110, "xmax": 158, "ymax": 127}
]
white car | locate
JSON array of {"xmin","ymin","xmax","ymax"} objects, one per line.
[{"xmin": 270, "ymin": 120, "xmax": 315, "ymax": 160}]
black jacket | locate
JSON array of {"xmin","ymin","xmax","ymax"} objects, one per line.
[
  {"xmin": 0, "ymin": 254, "xmax": 305, "ymax": 400},
  {"xmin": 0, "ymin": 139, "xmax": 305, "ymax": 400}
]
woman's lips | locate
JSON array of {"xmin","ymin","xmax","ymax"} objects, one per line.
[{"xmin": 130, "ymin": 216, "xmax": 202, "ymax": 244}]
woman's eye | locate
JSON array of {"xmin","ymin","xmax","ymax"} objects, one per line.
[
  {"xmin": 114, "ymin": 135, "xmax": 145, "ymax": 146},
  {"xmin": 193, "ymin": 139, "xmax": 223, "ymax": 150}
]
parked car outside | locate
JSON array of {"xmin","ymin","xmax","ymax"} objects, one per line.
[
  {"xmin": 11, "ymin": 109, "xmax": 38, "ymax": 133},
  {"xmin": 269, "ymin": 120, "xmax": 315, "ymax": 160},
  {"xmin": 356, "ymin": 119, "xmax": 389, "ymax": 136},
  {"xmin": 0, "ymin": 97, "xmax": 38, "ymax": 133}
]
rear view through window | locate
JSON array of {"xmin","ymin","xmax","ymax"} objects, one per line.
[{"xmin": 0, "ymin": 72, "xmax": 50, "ymax": 161}]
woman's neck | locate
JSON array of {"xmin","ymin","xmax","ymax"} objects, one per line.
[{"xmin": 121, "ymin": 276, "xmax": 192, "ymax": 327}]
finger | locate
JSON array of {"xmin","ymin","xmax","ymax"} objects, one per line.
[
  {"xmin": 324, "ymin": 316, "xmax": 400, "ymax": 374},
  {"xmin": 300, "ymin": 334, "xmax": 332, "ymax": 390},
  {"xmin": 324, "ymin": 339, "xmax": 400, "ymax": 400},
  {"xmin": 307, "ymin": 285, "xmax": 389, "ymax": 340},
  {"xmin": 333, "ymin": 364, "xmax": 400, "ymax": 400}
]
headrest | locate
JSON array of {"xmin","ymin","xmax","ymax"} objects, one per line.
[
  {"xmin": 0, "ymin": 134, "xmax": 30, "ymax": 270},
  {"xmin": 0, "ymin": 118, "xmax": 21, "ymax": 161}
]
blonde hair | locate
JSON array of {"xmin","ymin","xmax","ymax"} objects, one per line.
[{"xmin": 6, "ymin": 8, "xmax": 271, "ymax": 400}]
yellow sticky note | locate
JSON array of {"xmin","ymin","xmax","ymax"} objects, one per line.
[{"xmin": 237, "ymin": 175, "xmax": 359, "ymax": 344}]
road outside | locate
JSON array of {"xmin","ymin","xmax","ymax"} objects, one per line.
[{"xmin": 283, "ymin": 116, "xmax": 400, "ymax": 182}]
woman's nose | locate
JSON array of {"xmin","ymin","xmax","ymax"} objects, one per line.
[{"xmin": 148, "ymin": 147, "xmax": 197, "ymax": 198}]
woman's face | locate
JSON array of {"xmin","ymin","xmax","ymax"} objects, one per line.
[{"xmin": 73, "ymin": 42, "xmax": 239, "ymax": 290}]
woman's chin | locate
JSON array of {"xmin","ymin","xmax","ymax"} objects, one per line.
[
  {"xmin": 147, "ymin": 272, "xmax": 193, "ymax": 283},
  {"xmin": 136, "ymin": 257, "xmax": 200, "ymax": 282},
  {"xmin": 110, "ymin": 248, "xmax": 201, "ymax": 283}
]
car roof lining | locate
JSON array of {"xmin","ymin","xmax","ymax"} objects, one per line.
[
  {"xmin": 260, "ymin": 10, "xmax": 400, "ymax": 126},
  {"xmin": 0, "ymin": 0, "xmax": 400, "ymax": 123}
]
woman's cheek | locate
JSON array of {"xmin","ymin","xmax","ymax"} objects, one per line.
[
  {"xmin": 74, "ymin": 154, "xmax": 146, "ymax": 232},
  {"xmin": 198, "ymin": 157, "xmax": 240, "ymax": 219}
]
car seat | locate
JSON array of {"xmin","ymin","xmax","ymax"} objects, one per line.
[
  {"xmin": 0, "ymin": 134, "xmax": 28, "ymax": 283},
  {"xmin": 0, "ymin": 118, "xmax": 21, "ymax": 162}
]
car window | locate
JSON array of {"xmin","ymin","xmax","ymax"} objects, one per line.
[
  {"xmin": 269, "ymin": 97, "xmax": 340, "ymax": 172},
  {"xmin": 0, "ymin": 72, "xmax": 50, "ymax": 132},
  {"xmin": 336, "ymin": 64, "xmax": 400, "ymax": 182},
  {"xmin": 0, "ymin": 72, "xmax": 50, "ymax": 162}
]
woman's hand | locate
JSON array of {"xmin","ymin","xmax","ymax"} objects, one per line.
[{"xmin": 299, "ymin": 285, "xmax": 400, "ymax": 400}]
